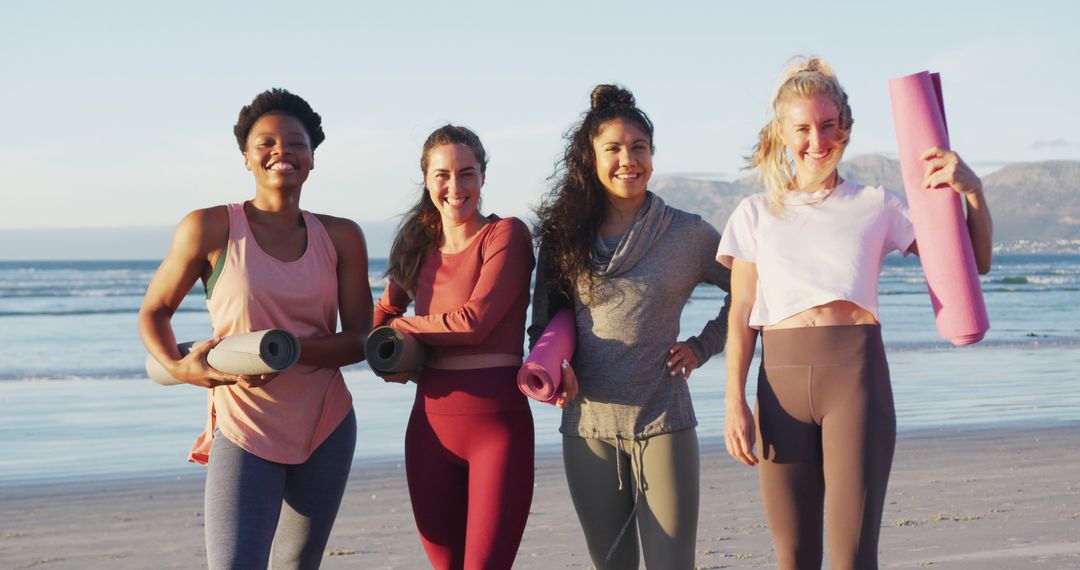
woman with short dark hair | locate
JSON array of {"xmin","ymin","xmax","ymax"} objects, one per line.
[{"xmin": 139, "ymin": 88, "xmax": 372, "ymax": 569}]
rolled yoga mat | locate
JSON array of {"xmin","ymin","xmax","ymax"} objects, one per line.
[
  {"xmin": 365, "ymin": 326, "xmax": 428, "ymax": 374},
  {"xmin": 889, "ymin": 71, "xmax": 990, "ymax": 346},
  {"xmin": 517, "ymin": 308, "xmax": 576, "ymax": 405},
  {"xmin": 146, "ymin": 329, "xmax": 301, "ymax": 386}
]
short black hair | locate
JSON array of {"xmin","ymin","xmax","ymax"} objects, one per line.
[{"xmin": 233, "ymin": 88, "xmax": 325, "ymax": 152}]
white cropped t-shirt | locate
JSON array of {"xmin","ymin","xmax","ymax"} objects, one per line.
[{"xmin": 716, "ymin": 181, "xmax": 916, "ymax": 329}]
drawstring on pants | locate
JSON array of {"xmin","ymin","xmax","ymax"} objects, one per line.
[
  {"xmin": 614, "ymin": 434, "xmax": 625, "ymax": 490},
  {"xmin": 604, "ymin": 435, "xmax": 650, "ymax": 564}
]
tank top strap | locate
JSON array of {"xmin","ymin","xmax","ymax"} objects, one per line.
[
  {"xmin": 225, "ymin": 202, "xmax": 251, "ymax": 246},
  {"xmin": 300, "ymin": 210, "xmax": 338, "ymax": 268},
  {"xmin": 205, "ymin": 204, "xmax": 248, "ymax": 300}
]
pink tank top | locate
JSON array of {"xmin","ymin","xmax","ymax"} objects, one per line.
[{"xmin": 189, "ymin": 202, "xmax": 352, "ymax": 465}]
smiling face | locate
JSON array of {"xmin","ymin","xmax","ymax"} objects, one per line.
[
  {"xmin": 424, "ymin": 143, "xmax": 484, "ymax": 227},
  {"xmin": 243, "ymin": 113, "xmax": 314, "ymax": 191},
  {"xmin": 592, "ymin": 119, "xmax": 653, "ymax": 203},
  {"xmin": 778, "ymin": 94, "xmax": 846, "ymax": 191}
]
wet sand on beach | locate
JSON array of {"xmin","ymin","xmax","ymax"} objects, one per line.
[{"xmin": 2, "ymin": 425, "xmax": 1078, "ymax": 569}]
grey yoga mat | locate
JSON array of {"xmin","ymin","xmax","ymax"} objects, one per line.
[
  {"xmin": 146, "ymin": 329, "xmax": 301, "ymax": 386},
  {"xmin": 365, "ymin": 326, "xmax": 428, "ymax": 374}
]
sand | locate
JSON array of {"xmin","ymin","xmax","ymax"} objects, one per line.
[{"xmin": 2, "ymin": 425, "xmax": 1078, "ymax": 569}]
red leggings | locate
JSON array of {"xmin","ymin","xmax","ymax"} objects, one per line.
[{"xmin": 405, "ymin": 366, "xmax": 534, "ymax": 570}]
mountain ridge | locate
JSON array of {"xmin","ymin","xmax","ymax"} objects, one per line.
[
  {"xmin": 2, "ymin": 156, "xmax": 1078, "ymax": 259},
  {"xmin": 652, "ymin": 155, "xmax": 1080, "ymax": 247}
]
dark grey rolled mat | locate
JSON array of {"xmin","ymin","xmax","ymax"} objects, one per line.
[
  {"xmin": 365, "ymin": 326, "xmax": 428, "ymax": 374},
  {"xmin": 146, "ymin": 329, "xmax": 301, "ymax": 386}
]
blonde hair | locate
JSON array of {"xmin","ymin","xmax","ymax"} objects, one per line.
[{"xmin": 747, "ymin": 56, "xmax": 854, "ymax": 213}]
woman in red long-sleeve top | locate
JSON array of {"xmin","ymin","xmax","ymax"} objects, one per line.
[{"xmin": 373, "ymin": 124, "xmax": 536, "ymax": 570}]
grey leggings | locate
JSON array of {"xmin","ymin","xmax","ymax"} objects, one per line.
[
  {"xmin": 204, "ymin": 410, "xmax": 356, "ymax": 570},
  {"xmin": 563, "ymin": 429, "xmax": 699, "ymax": 570},
  {"xmin": 757, "ymin": 325, "xmax": 895, "ymax": 570}
]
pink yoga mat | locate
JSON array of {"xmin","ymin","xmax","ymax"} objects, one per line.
[
  {"xmin": 517, "ymin": 308, "xmax": 576, "ymax": 405},
  {"xmin": 889, "ymin": 71, "xmax": 989, "ymax": 346}
]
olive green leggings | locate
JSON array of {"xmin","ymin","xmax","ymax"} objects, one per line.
[{"xmin": 563, "ymin": 429, "xmax": 699, "ymax": 570}]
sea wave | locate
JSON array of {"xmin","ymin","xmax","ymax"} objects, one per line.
[
  {"xmin": 881, "ymin": 336, "xmax": 1080, "ymax": 352},
  {"xmin": 0, "ymin": 287, "xmax": 171, "ymax": 298},
  {"xmin": 0, "ymin": 306, "xmax": 207, "ymax": 318},
  {"xmin": 1027, "ymin": 275, "xmax": 1076, "ymax": 286},
  {"xmin": 4, "ymin": 336, "xmax": 1077, "ymax": 383},
  {"xmin": 2, "ymin": 282, "xmax": 1076, "ymax": 311},
  {"xmin": 0, "ymin": 371, "xmax": 149, "ymax": 382},
  {"xmin": 0, "ymin": 276, "xmax": 388, "ymax": 298}
]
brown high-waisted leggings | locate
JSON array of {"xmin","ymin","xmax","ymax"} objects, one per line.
[{"xmin": 757, "ymin": 324, "xmax": 895, "ymax": 570}]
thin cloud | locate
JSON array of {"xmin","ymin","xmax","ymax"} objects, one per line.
[
  {"xmin": 480, "ymin": 124, "xmax": 563, "ymax": 142},
  {"xmin": 1031, "ymin": 139, "xmax": 1076, "ymax": 150}
]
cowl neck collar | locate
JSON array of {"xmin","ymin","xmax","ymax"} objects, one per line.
[{"xmin": 592, "ymin": 191, "xmax": 675, "ymax": 278}]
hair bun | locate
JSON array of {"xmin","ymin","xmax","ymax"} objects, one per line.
[
  {"xmin": 590, "ymin": 84, "xmax": 636, "ymax": 111},
  {"xmin": 780, "ymin": 56, "xmax": 837, "ymax": 83}
]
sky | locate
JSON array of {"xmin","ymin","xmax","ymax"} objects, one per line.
[{"xmin": 3, "ymin": 1, "xmax": 1078, "ymax": 237}]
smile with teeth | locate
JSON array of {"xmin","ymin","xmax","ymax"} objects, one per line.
[
  {"xmin": 805, "ymin": 150, "xmax": 830, "ymax": 160},
  {"xmin": 268, "ymin": 162, "xmax": 296, "ymax": 172},
  {"xmin": 615, "ymin": 172, "xmax": 641, "ymax": 181},
  {"xmin": 445, "ymin": 196, "xmax": 469, "ymax": 207}
]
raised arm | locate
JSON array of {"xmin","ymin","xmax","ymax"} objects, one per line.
[
  {"xmin": 392, "ymin": 218, "xmax": 536, "ymax": 345},
  {"xmin": 296, "ymin": 215, "xmax": 373, "ymax": 368},
  {"xmin": 913, "ymin": 148, "xmax": 994, "ymax": 274},
  {"xmin": 138, "ymin": 207, "xmax": 244, "ymax": 388}
]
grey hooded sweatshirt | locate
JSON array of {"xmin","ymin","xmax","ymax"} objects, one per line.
[{"xmin": 529, "ymin": 192, "xmax": 731, "ymax": 440}]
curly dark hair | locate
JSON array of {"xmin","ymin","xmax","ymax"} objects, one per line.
[
  {"xmin": 385, "ymin": 124, "xmax": 488, "ymax": 294},
  {"xmin": 533, "ymin": 84, "xmax": 655, "ymax": 297},
  {"xmin": 233, "ymin": 88, "xmax": 326, "ymax": 152}
]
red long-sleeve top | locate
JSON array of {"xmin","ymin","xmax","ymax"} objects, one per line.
[{"xmin": 374, "ymin": 216, "xmax": 535, "ymax": 359}]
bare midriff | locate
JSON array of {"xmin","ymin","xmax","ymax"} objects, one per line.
[
  {"xmin": 763, "ymin": 300, "xmax": 878, "ymax": 331},
  {"xmin": 426, "ymin": 352, "xmax": 522, "ymax": 371}
]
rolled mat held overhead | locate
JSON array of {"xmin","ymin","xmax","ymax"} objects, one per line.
[
  {"xmin": 146, "ymin": 329, "xmax": 301, "ymax": 386},
  {"xmin": 889, "ymin": 71, "xmax": 989, "ymax": 346},
  {"xmin": 517, "ymin": 308, "xmax": 576, "ymax": 405},
  {"xmin": 365, "ymin": 326, "xmax": 428, "ymax": 374}
]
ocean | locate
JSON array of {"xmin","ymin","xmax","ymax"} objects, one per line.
[{"xmin": 1, "ymin": 254, "xmax": 1078, "ymax": 485}]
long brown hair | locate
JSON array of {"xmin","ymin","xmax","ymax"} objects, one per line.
[
  {"xmin": 533, "ymin": 84, "xmax": 655, "ymax": 297},
  {"xmin": 385, "ymin": 124, "xmax": 488, "ymax": 294}
]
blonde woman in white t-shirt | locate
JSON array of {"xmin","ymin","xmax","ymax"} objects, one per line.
[{"xmin": 716, "ymin": 57, "xmax": 993, "ymax": 570}]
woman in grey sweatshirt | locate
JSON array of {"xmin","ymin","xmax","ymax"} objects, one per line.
[{"xmin": 530, "ymin": 84, "xmax": 731, "ymax": 570}]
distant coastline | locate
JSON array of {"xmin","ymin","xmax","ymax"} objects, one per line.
[
  {"xmin": 4, "ymin": 155, "xmax": 1079, "ymax": 260},
  {"xmin": 2, "ymin": 233, "xmax": 1079, "ymax": 260},
  {"xmin": 995, "ymin": 239, "xmax": 1080, "ymax": 254}
]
